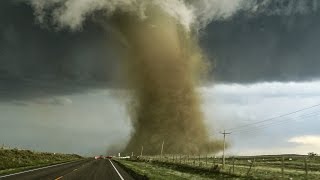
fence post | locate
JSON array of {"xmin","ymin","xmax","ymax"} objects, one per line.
[
  {"xmin": 281, "ymin": 156, "xmax": 284, "ymax": 179},
  {"xmin": 193, "ymin": 155, "xmax": 196, "ymax": 166},
  {"xmin": 180, "ymin": 154, "xmax": 181, "ymax": 164},
  {"xmin": 187, "ymin": 155, "xmax": 189, "ymax": 165},
  {"xmin": 305, "ymin": 157, "xmax": 308, "ymax": 179},
  {"xmin": 160, "ymin": 140, "xmax": 164, "ymax": 160},
  {"xmin": 140, "ymin": 146, "xmax": 143, "ymax": 157},
  {"xmin": 246, "ymin": 158, "xmax": 255, "ymax": 177},
  {"xmin": 199, "ymin": 154, "xmax": 201, "ymax": 166},
  {"xmin": 232, "ymin": 157, "xmax": 235, "ymax": 173},
  {"xmin": 206, "ymin": 155, "xmax": 208, "ymax": 166}
]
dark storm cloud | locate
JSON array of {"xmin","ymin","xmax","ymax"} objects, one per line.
[
  {"xmin": 0, "ymin": 0, "xmax": 121, "ymax": 101},
  {"xmin": 203, "ymin": 10, "xmax": 320, "ymax": 83},
  {"xmin": 1, "ymin": 0, "xmax": 320, "ymax": 100}
]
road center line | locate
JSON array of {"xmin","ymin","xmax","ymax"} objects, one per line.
[
  {"xmin": 54, "ymin": 176, "xmax": 63, "ymax": 180},
  {"xmin": 108, "ymin": 160, "xmax": 124, "ymax": 180}
]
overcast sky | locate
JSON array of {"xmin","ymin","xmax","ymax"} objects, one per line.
[
  {"xmin": 203, "ymin": 82, "xmax": 320, "ymax": 156},
  {"xmin": 1, "ymin": 0, "xmax": 320, "ymax": 155}
]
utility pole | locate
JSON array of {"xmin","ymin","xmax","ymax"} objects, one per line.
[
  {"xmin": 160, "ymin": 140, "xmax": 164, "ymax": 159},
  {"xmin": 140, "ymin": 146, "xmax": 144, "ymax": 157},
  {"xmin": 220, "ymin": 130, "xmax": 231, "ymax": 168}
]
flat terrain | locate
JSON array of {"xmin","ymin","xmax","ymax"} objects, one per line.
[
  {"xmin": 0, "ymin": 159, "xmax": 134, "ymax": 180},
  {"xmin": 117, "ymin": 160, "xmax": 239, "ymax": 180},
  {"xmin": 118, "ymin": 154, "xmax": 320, "ymax": 180}
]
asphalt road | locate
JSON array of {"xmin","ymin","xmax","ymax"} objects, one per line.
[{"xmin": 0, "ymin": 159, "xmax": 134, "ymax": 180}]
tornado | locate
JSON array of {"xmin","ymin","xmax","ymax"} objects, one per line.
[
  {"xmin": 28, "ymin": 0, "xmax": 230, "ymax": 155},
  {"xmin": 110, "ymin": 7, "xmax": 219, "ymax": 155}
]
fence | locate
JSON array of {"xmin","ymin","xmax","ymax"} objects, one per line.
[{"xmin": 136, "ymin": 154, "xmax": 320, "ymax": 179}]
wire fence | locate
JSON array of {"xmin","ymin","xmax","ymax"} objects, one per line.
[{"xmin": 135, "ymin": 154, "xmax": 320, "ymax": 179}]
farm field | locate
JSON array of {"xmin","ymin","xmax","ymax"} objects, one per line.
[{"xmin": 117, "ymin": 154, "xmax": 320, "ymax": 180}]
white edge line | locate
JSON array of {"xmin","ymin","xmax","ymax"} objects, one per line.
[
  {"xmin": 108, "ymin": 159, "xmax": 125, "ymax": 180},
  {"xmin": 0, "ymin": 161, "xmax": 79, "ymax": 178}
]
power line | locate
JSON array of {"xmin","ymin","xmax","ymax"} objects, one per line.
[
  {"xmin": 225, "ymin": 103, "xmax": 320, "ymax": 132},
  {"xmin": 231, "ymin": 110, "xmax": 320, "ymax": 135},
  {"xmin": 232, "ymin": 110, "xmax": 320, "ymax": 134}
]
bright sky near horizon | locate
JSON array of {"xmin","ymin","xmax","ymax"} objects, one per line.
[{"xmin": 1, "ymin": 81, "xmax": 319, "ymax": 155}]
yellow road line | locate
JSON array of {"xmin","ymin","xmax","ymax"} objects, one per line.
[{"xmin": 55, "ymin": 176, "xmax": 63, "ymax": 180}]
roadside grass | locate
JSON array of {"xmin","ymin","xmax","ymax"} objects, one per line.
[
  {"xmin": 223, "ymin": 155, "xmax": 320, "ymax": 172},
  {"xmin": 117, "ymin": 160, "xmax": 243, "ymax": 180},
  {"xmin": 221, "ymin": 163, "xmax": 320, "ymax": 179},
  {"xmin": 136, "ymin": 155, "xmax": 320, "ymax": 180},
  {"xmin": 0, "ymin": 148, "xmax": 82, "ymax": 175},
  {"xmin": 196, "ymin": 156, "xmax": 320, "ymax": 179}
]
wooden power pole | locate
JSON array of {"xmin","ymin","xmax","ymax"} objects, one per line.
[
  {"xmin": 220, "ymin": 130, "xmax": 231, "ymax": 168},
  {"xmin": 140, "ymin": 146, "xmax": 144, "ymax": 157}
]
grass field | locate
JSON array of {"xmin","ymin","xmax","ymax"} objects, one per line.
[
  {"xmin": 117, "ymin": 159, "xmax": 240, "ymax": 180},
  {"xmin": 0, "ymin": 148, "xmax": 82, "ymax": 175},
  {"xmin": 117, "ymin": 154, "xmax": 320, "ymax": 180}
]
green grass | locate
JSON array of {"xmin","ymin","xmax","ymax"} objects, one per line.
[
  {"xmin": 118, "ymin": 160, "xmax": 213, "ymax": 180},
  {"xmin": 117, "ymin": 160, "xmax": 242, "ymax": 180},
  {"xmin": 120, "ymin": 155, "xmax": 320, "ymax": 180},
  {"xmin": 0, "ymin": 148, "xmax": 82, "ymax": 175}
]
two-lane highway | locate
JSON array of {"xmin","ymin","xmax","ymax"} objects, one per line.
[{"xmin": 0, "ymin": 159, "xmax": 134, "ymax": 180}]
